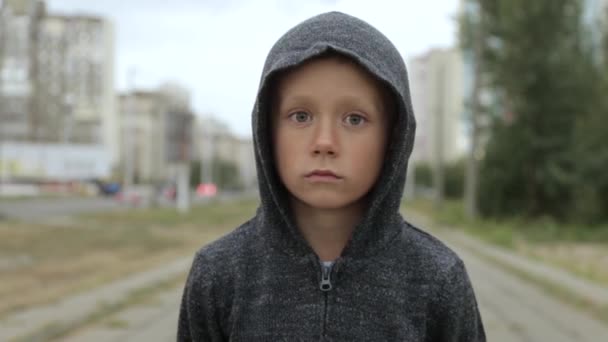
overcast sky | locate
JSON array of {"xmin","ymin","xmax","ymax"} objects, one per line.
[{"xmin": 47, "ymin": 0, "xmax": 460, "ymax": 138}]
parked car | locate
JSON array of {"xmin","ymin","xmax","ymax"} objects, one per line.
[{"xmin": 91, "ymin": 179, "xmax": 121, "ymax": 196}]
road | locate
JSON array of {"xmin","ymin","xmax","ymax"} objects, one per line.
[
  {"xmin": 62, "ymin": 285, "xmax": 183, "ymax": 342},
  {"xmin": 59, "ymin": 230, "xmax": 608, "ymax": 342},
  {"xmin": 0, "ymin": 192, "xmax": 255, "ymax": 222},
  {"xmin": 0, "ymin": 197, "xmax": 123, "ymax": 221},
  {"xmin": 458, "ymin": 242, "xmax": 607, "ymax": 341}
]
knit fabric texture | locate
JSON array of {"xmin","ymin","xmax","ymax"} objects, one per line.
[{"xmin": 178, "ymin": 11, "xmax": 486, "ymax": 341}]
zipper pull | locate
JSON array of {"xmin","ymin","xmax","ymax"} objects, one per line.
[{"xmin": 320, "ymin": 264, "xmax": 333, "ymax": 292}]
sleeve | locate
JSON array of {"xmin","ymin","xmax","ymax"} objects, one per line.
[
  {"xmin": 177, "ymin": 252, "xmax": 226, "ymax": 342},
  {"xmin": 431, "ymin": 258, "xmax": 486, "ymax": 342}
]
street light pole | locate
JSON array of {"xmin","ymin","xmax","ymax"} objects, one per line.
[
  {"xmin": 433, "ymin": 61, "xmax": 446, "ymax": 208},
  {"xmin": 123, "ymin": 68, "xmax": 136, "ymax": 190},
  {"xmin": 200, "ymin": 117, "xmax": 207, "ymax": 185},
  {"xmin": 0, "ymin": 141, "xmax": 6, "ymax": 196},
  {"xmin": 465, "ymin": 5, "xmax": 484, "ymax": 219},
  {"xmin": 0, "ymin": 4, "xmax": 6, "ymax": 194},
  {"xmin": 201, "ymin": 114, "xmax": 214, "ymax": 185},
  {"xmin": 176, "ymin": 112, "xmax": 192, "ymax": 214}
]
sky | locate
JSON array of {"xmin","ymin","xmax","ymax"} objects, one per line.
[{"xmin": 47, "ymin": 0, "xmax": 460, "ymax": 138}]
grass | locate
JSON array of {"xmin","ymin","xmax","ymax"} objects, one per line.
[
  {"xmin": 404, "ymin": 199, "xmax": 608, "ymax": 246},
  {"xmin": 402, "ymin": 198, "xmax": 608, "ymax": 288},
  {"xmin": 402, "ymin": 198, "xmax": 608, "ymax": 324},
  {"xmin": 104, "ymin": 318, "xmax": 129, "ymax": 329},
  {"xmin": 0, "ymin": 198, "xmax": 258, "ymax": 318},
  {"xmin": 14, "ymin": 273, "xmax": 188, "ymax": 342}
]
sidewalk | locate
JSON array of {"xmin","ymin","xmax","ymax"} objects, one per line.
[
  {"xmin": 406, "ymin": 211, "xmax": 608, "ymax": 307},
  {"xmin": 0, "ymin": 257, "xmax": 192, "ymax": 342}
]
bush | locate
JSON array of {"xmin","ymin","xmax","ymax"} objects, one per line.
[
  {"xmin": 414, "ymin": 163, "xmax": 432, "ymax": 188},
  {"xmin": 413, "ymin": 160, "xmax": 464, "ymax": 199},
  {"xmin": 445, "ymin": 159, "xmax": 465, "ymax": 199}
]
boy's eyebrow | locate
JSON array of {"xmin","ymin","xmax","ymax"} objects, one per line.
[{"xmin": 280, "ymin": 94, "xmax": 384, "ymax": 115}]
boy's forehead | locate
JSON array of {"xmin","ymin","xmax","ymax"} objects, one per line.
[
  {"xmin": 271, "ymin": 55, "xmax": 395, "ymax": 115},
  {"xmin": 275, "ymin": 55, "xmax": 382, "ymax": 97}
]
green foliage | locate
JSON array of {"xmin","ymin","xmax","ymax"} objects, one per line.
[
  {"xmin": 445, "ymin": 159, "xmax": 465, "ymax": 199},
  {"xmin": 405, "ymin": 198, "xmax": 608, "ymax": 245},
  {"xmin": 190, "ymin": 161, "xmax": 201, "ymax": 188},
  {"xmin": 414, "ymin": 161, "xmax": 464, "ymax": 199},
  {"xmin": 414, "ymin": 163, "xmax": 433, "ymax": 188},
  {"xmin": 570, "ymin": 76, "xmax": 608, "ymax": 223},
  {"xmin": 463, "ymin": 0, "xmax": 608, "ymax": 223}
]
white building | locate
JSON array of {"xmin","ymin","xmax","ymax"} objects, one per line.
[
  {"xmin": 215, "ymin": 134, "xmax": 256, "ymax": 190},
  {"xmin": 119, "ymin": 91, "xmax": 168, "ymax": 184},
  {"xmin": 37, "ymin": 14, "xmax": 116, "ymax": 155},
  {"xmin": 409, "ymin": 47, "xmax": 467, "ymax": 166},
  {"xmin": 0, "ymin": 141, "xmax": 110, "ymax": 181},
  {"xmin": 195, "ymin": 115, "xmax": 256, "ymax": 190},
  {"xmin": 118, "ymin": 84, "xmax": 194, "ymax": 185},
  {"xmin": 1, "ymin": 1, "xmax": 117, "ymax": 167},
  {"xmin": 0, "ymin": 0, "xmax": 44, "ymax": 142}
]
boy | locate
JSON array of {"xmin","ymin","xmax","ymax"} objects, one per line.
[{"xmin": 178, "ymin": 11, "xmax": 486, "ymax": 341}]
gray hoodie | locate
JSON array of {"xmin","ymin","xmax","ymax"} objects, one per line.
[{"xmin": 178, "ymin": 11, "xmax": 486, "ymax": 341}]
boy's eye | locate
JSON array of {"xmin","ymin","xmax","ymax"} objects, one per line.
[
  {"xmin": 289, "ymin": 111, "xmax": 312, "ymax": 123},
  {"xmin": 345, "ymin": 113, "xmax": 366, "ymax": 126}
]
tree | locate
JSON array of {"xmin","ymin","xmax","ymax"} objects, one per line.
[
  {"xmin": 190, "ymin": 158, "xmax": 243, "ymax": 191},
  {"xmin": 469, "ymin": 0, "xmax": 596, "ymax": 220},
  {"xmin": 570, "ymin": 18, "xmax": 608, "ymax": 223}
]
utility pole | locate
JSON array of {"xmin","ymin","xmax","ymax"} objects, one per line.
[
  {"xmin": 0, "ymin": 141, "xmax": 6, "ymax": 196},
  {"xmin": 0, "ymin": 2, "xmax": 8, "ymax": 194},
  {"xmin": 122, "ymin": 68, "xmax": 136, "ymax": 190},
  {"xmin": 200, "ymin": 114, "xmax": 214, "ymax": 185},
  {"xmin": 465, "ymin": 4, "xmax": 484, "ymax": 219},
  {"xmin": 200, "ymin": 117, "xmax": 207, "ymax": 185},
  {"xmin": 404, "ymin": 157, "xmax": 416, "ymax": 200},
  {"xmin": 433, "ymin": 60, "xmax": 446, "ymax": 209},
  {"xmin": 176, "ymin": 111, "xmax": 193, "ymax": 214},
  {"xmin": 63, "ymin": 95, "xmax": 73, "ymax": 143}
]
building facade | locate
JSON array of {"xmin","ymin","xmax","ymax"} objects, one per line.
[
  {"xmin": 118, "ymin": 84, "xmax": 194, "ymax": 185},
  {"xmin": 1, "ymin": 1, "xmax": 117, "ymax": 165},
  {"xmin": 409, "ymin": 47, "xmax": 467, "ymax": 166},
  {"xmin": 35, "ymin": 15, "xmax": 115, "ymax": 147},
  {"xmin": 0, "ymin": 0, "xmax": 44, "ymax": 142},
  {"xmin": 194, "ymin": 115, "xmax": 256, "ymax": 190}
]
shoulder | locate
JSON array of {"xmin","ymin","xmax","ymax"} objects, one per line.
[
  {"xmin": 396, "ymin": 219, "xmax": 479, "ymax": 311},
  {"xmin": 393, "ymin": 218, "xmax": 464, "ymax": 275},
  {"xmin": 186, "ymin": 217, "xmax": 259, "ymax": 286},
  {"xmin": 395, "ymin": 222, "xmax": 486, "ymax": 340},
  {"xmin": 197, "ymin": 217, "xmax": 258, "ymax": 258}
]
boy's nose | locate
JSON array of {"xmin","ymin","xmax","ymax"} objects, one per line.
[{"xmin": 312, "ymin": 120, "xmax": 339, "ymax": 157}]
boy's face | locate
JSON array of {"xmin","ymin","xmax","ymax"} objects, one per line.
[{"xmin": 272, "ymin": 56, "xmax": 390, "ymax": 210}]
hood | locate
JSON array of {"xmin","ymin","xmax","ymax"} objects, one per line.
[{"xmin": 251, "ymin": 11, "xmax": 416, "ymax": 260}]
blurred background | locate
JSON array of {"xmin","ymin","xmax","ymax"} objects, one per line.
[{"xmin": 0, "ymin": 0, "xmax": 607, "ymax": 341}]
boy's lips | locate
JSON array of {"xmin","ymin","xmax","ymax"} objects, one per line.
[{"xmin": 305, "ymin": 169, "xmax": 342, "ymax": 179}]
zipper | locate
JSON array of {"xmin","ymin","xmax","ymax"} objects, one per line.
[
  {"xmin": 319, "ymin": 261, "xmax": 334, "ymax": 339},
  {"xmin": 320, "ymin": 263, "xmax": 333, "ymax": 291},
  {"xmin": 322, "ymin": 289, "xmax": 329, "ymax": 339}
]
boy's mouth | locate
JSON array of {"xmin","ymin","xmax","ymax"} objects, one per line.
[{"xmin": 306, "ymin": 169, "xmax": 342, "ymax": 179}]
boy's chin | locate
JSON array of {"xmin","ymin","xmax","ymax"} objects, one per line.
[{"xmin": 291, "ymin": 192, "xmax": 364, "ymax": 211}]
